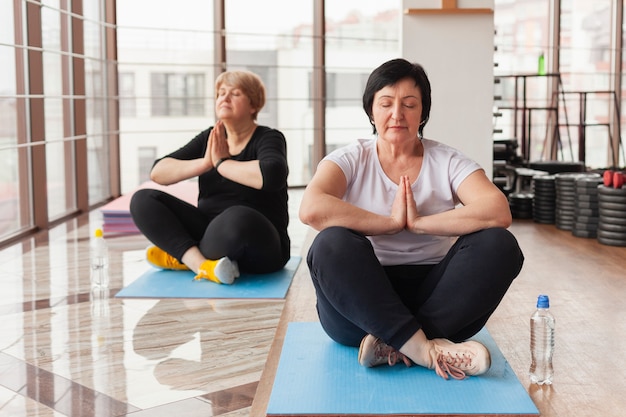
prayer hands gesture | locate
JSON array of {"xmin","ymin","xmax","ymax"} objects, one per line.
[
  {"xmin": 390, "ymin": 175, "xmax": 421, "ymax": 234},
  {"xmin": 205, "ymin": 120, "xmax": 231, "ymax": 169}
]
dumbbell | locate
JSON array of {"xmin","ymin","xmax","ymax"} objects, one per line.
[{"xmin": 603, "ymin": 170, "xmax": 625, "ymax": 189}]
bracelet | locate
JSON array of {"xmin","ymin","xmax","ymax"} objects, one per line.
[{"xmin": 215, "ymin": 157, "xmax": 231, "ymax": 170}]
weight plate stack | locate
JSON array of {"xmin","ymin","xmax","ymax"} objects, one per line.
[
  {"xmin": 531, "ymin": 174, "xmax": 556, "ymax": 224},
  {"xmin": 572, "ymin": 176, "xmax": 602, "ymax": 238},
  {"xmin": 508, "ymin": 192, "xmax": 534, "ymax": 219},
  {"xmin": 555, "ymin": 172, "xmax": 599, "ymax": 230},
  {"xmin": 597, "ymin": 185, "xmax": 626, "ymax": 247}
]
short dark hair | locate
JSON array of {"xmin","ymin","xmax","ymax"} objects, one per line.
[{"xmin": 362, "ymin": 58, "xmax": 432, "ymax": 137}]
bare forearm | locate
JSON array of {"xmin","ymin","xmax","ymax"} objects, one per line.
[
  {"xmin": 300, "ymin": 194, "xmax": 401, "ymax": 235},
  {"xmin": 408, "ymin": 200, "xmax": 512, "ymax": 236},
  {"xmin": 216, "ymin": 159, "xmax": 263, "ymax": 189},
  {"xmin": 150, "ymin": 157, "xmax": 209, "ymax": 185}
]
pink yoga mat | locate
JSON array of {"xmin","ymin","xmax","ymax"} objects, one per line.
[{"xmin": 99, "ymin": 180, "xmax": 198, "ymax": 236}]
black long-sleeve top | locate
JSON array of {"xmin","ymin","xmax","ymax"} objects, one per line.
[{"xmin": 158, "ymin": 125, "xmax": 290, "ymax": 254}]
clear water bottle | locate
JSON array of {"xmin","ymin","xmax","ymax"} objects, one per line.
[
  {"xmin": 90, "ymin": 228, "xmax": 109, "ymax": 287},
  {"xmin": 529, "ymin": 294, "xmax": 555, "ymax": 385}
]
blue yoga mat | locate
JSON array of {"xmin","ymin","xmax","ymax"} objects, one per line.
[
  {"xmin": 115, "ymin": 256, "xmax": 301, "ymax": 299},
  {"xmin": 267, "ymin": 321, "xmax": 539, "ymax": 416}
]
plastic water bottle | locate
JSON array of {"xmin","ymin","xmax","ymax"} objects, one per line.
[
  {"xmin": 90, "ymin": 228, "xmax": 109, "ymax": 287},
  {"xmin": 529, "ymin": 294, "xmax": 555, "ymax": 385}
]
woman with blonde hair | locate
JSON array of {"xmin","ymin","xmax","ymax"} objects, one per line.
[{"xmin": 131, "ymin": 70, "xmax": 290, "ymax": 284}]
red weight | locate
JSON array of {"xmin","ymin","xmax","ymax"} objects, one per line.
[
  {"xmin": 604, "ymin": 170, "xmax": 613, "ymax": 187},
  {"xmin": 613, "ymin": 172, "xmax": 625, "ymax": 189}
]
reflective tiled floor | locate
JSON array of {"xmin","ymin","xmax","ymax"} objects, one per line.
[{"xmin": 0, "ymin": 189, "xmax": 307, "ymax": 417}]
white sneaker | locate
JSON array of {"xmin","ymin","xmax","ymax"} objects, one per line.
[
  {"xmin": 358, "ymin": 334, "xmax": 412, "ymax": 367},
  {"xmin": 428, "ymin": 338, "xmax": 491, "ymax": 380}
]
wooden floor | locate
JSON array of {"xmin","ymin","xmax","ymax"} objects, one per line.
[
  {"xmin": 1, "ymin": 190, "xmax": 625, "ymax": 416},
  {"xmin": 251, "ymin": 220, "xmax": 626, "ymax": 417}
]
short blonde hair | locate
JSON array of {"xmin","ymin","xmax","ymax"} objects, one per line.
[{"xmin": 215, "ymin": 70, "xmax": 266, "ymax": 120}]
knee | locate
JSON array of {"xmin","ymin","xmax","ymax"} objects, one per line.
[
  {"xmin": 308, "ymin": 227, "xmax": 350, "ymax": 267},
  {"xmin": 476, "ymin": 228, "xmax": 524, "ymax": 274},
  {"xmin": 309, "ymin": 226, "xmax": 358, "ymax": 257},
  {"xmin": 223, "ymin": 205, "xmax": 256, "ymax": 217},
  {"xmin": 470, "ymin": 227, "xmax": 514, "ymax": 249},
  {"xmin": 307, "ymin": 226, "xmax": 373, "ymax": 270},
  {"xmin": 129, "ymin": 189, "xmax": 155, "ymax": 217},
  {"xmin": 218, "ymin": 206, "xmax": 267, "ymax": 232}
]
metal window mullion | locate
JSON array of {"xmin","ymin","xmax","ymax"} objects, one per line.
[
  {"xmin": 26, "ymin": 0, "xmax": 49, "ymax": 230},
  {"xmin": 104, "ymin": 0, "xmax": 120, "ymax": 201},
  {"xmin": 546, "ymin": 0, "xmax": 561, "ymax": 161},
  {"xmin": 60, "ymin": 0, "xmax": 77, "ymax": 214},
  {"xmin": 13, "ymin": 0, "xmax": 34, "ymax": 236},
  {"xmin": 214, "ymin": 0, "xmax": 225, "ymax": 74},
  {"xmin": 312, "ymin": 0, "xmax": 326, "ymax": 174},
  {"xmin": 71, "ymin": 0, "xmax": 88, "ymax": 211},
  {"xmin": 610, "ymin": 0, "xmax": 623, "ymax": 168}
]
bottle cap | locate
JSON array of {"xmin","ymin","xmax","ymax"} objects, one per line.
[
  {"xmin": 94, "ymin": 228, "xmax": 104, "ymax": 238},
  {"xmin": 536, "ymin": 294, "xmax": 550, "ymax": 308}
]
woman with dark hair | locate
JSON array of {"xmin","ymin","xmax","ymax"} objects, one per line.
[
  {"xmin": 130, "ymin": 70, "xmax": 290, "ymax": 284},
  {"xmin": 299, "ymin": 58, "xmax": 524, "ymax": 380}
]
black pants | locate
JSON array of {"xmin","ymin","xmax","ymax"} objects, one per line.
[
  {"xmin": 307, "ymin": 226, "xmax": 524, "ymax": 349},
  {"xmin": 130, "ymin": 188, "xmax": 286, "ymax": 273}
]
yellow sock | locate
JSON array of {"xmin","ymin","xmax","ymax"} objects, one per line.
[{"xmin": 146, "ymin": 246, "xmax": 189, "ymax": 270}]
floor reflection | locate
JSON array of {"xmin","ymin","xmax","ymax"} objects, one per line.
[{"xmin": 0, "ymin": 189, "xmax": 306, "ymax": 416}]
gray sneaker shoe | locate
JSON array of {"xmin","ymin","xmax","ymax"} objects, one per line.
[{"xmin": 358, "ymin": 334, "xmax": 412, "ymax": 367}]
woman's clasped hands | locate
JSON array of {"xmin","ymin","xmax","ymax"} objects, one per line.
[
  {"xmin": 390, "ymin": 175, "xmax": 422, "ymax": 235},
  {"xmin": 205, "ymin": 120, "xmax": 231, "ymax": 170}
]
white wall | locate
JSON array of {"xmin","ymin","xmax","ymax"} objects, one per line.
[{"xmin": 401, "ymin": 0, "xmax": 495, "ymax": 178}]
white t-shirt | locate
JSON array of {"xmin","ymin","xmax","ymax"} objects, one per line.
[{"xmin": 323, "ymin": 137, "xmax": 482, "ymax": 265}]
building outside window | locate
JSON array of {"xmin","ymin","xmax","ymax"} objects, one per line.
[{"xmin": 151, "ymin": 73, "xmax": 205, "ymax": 117}]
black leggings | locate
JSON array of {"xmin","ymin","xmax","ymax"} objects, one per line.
[
  {"xmin": 130, "ymin": 188, "xmax": 287, "ymax": 273},
  {"xmin": 307, "ymin": 226, "xmax": 524, "ymax": 349}
]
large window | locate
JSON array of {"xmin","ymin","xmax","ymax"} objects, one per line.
[
  {"xmin": 225, "ymin": 0, "xmax": 315, "ymax": 186},
  {"xmin": 3, "ymin": 0, "xmax": 626, "ymax": 246},
  {"xmin": 119, "ymin": 72, "xmax": 136, "ymax": 118},
  {"xmin": 494, "ymin": 0, "xmax": 622, "ymax": 169},
  {"xmin": 151, "ymin": 73, "xmax": 205, "ymax": 117},
  {"xmin": 0, "ymin": 0, "xmax": 116, "ymax": 243},
  {"xmin": 116, "ymin": 0, "xmax": 215, "ymax": 194},
  {"xmin": 115, "ymin": 0, "xmax": 401, "ymax": 189},
  {"xmin": 0, "ymin": 0, "xmax": 22, "ymax": 239},
  {"xmin": 322, "ymin": 1, "xmax": 400, "ymax": 180},
  {"xmin": 494, "ymin": 0, "xmax": 552, "ymax": 164},
  {"xmin": 324, "ymin": 72, "xmax": 369, "ymax": 108},
  {"xmin": 225, "ymin": 0, "xmax": 400, "ymax": 184},
  {"xmin": 559, "ymin": 0, "xmax": 615, "ymax": 169},
  {"xmin": 137, "ymin": 147, "xmax": 157, "ymax": 184}
]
